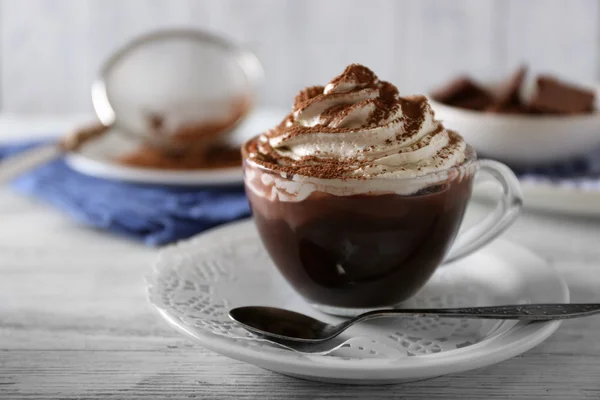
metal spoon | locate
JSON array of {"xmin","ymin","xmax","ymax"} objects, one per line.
[
  {"xmin": 92, "ymin": 28, "xmax": 263, "ymax": 153},
  {"xmin": 229, "ymin": 304, "xmax": 600, "ymax": 343},
  {"xmin": 0, "ymin": 123, "xmax": 109, "ymax": 184}
]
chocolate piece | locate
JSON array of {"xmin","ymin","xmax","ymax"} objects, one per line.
[
  {"xmin": 430, "ymin": 77, "xmax": 494, "ymax": 111},
  {"xmin": 529, "ymin": 75, "xmax": 596, "ymax": 114},
  {"xmin": 488, "ymin": 65, "xmax": 527, "ymax": 112}
]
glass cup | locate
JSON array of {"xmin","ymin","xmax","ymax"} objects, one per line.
[{"xmin": 242, "ymin": 143, "xmax": 522, "ymax": 316}]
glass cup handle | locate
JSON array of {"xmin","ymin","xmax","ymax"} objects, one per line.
[{"xmin": 443, "ymin": 159, "xmax": 523, "ymax": 264}]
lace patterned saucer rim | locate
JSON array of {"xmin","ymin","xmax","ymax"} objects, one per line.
[{"xmin": 147, "ymin": 220, "xmax": 569, "ymax": 383}]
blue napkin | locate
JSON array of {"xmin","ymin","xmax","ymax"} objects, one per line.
[{"xmin": 0, "ymin": 141, "xmax": 251, "ymax": 246}]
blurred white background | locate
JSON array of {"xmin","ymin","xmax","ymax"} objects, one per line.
[{"xmin": 0, "ymin": 0, "xmax": 597, "ymax": 113}]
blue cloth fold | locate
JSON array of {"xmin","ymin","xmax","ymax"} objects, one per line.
[{"xmin": 1, "ymin": 141, "xmax": 250, "ymax": 246}]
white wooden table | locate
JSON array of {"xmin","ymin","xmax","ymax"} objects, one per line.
[{"xmin": 1, "ymin": 116, "xmax": 600, "ymax": 399}]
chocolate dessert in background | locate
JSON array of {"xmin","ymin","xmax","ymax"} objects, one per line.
[{"xmin": 431, "ymin": 66, "xmax": 596, "ymax": 115}]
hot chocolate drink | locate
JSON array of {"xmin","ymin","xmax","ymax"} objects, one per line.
[
  {"xmin": 242, "ymin": 64, "xmax": 478, "ymax": 311},
  {"xmin": 246, "ymin": 178, "xmax": 473, "ymax": 308}
]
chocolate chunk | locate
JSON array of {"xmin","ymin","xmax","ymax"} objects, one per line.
[
  {"xmin": 431, "ymin": 77, "xmax": 494, "ymax": 111},
  {"xmin": 488, "ymin": 65, "xmax": 527, "ymax": 112},
  {"xmin": 529, "ymin": 75, "xmax": 596, "ymax": 114}
]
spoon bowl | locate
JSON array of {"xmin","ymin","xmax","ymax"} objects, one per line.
[
  {"xmin": 229, "ymin": 303, "xmax": 600, "ymax": 343},
  {"xmin": 229, "ymin": 306, "xmax": 334, "ymax": 342}
]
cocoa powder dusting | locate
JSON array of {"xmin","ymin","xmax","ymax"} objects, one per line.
[
  {"xmin": 294, "ymin": 86, "xmax": 324, "ymax": 111},
  {"xmin": 243, "ymin": 139, "xmax": 362, "ymax": 180},
  {"xmin": 378, "ymin": 81, "xmax": 399, "ymax": 102},
  {"xmin": 319, "ymin": 103, "xmax": 355, "ymax": 125},
  {"xmin": 116, "ymin": 96, "xmax": 250, "ymax": 170},
  {"xmin": 329, "ymin": 64, "xmax": 377, "ymax": 88},
  {"xmin": 245, "ymin": 63, "xmax": 466, "ymax": 181},
  {"xmin": 119, "ymin": 144, "xmax": 242, "ymax": 170},
  {"xmin": 148, "ymin": 95, "xmax": 250, "ymax": 145},
  {"xmin": 396, "ymin": 96, "xmax": 427, "ymax": 140}
]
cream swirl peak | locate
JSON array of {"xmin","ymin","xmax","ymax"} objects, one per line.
[{"xmin": 247, "ymin": 64, "xmax": 468, "ymax": 180}]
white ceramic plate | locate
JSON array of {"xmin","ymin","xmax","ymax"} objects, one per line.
[
  {"xmin": 522, "ymin": 180, "xmax": 600, "ymax": 217},
  {"xmin": 147, "ymin": 220, "xmax": 569, "ymax": 385},
  {"xmin": 65, "ymin": 108, "xmax": 285, "ymax": 186},
  {"xmin": 474, "ymin": 179, "xmax": 600, "ymax": 217},
  {"xmin": 523, "ymin": 184, "xmax": 600, "ymax": 216}
]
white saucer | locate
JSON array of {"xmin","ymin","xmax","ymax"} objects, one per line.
[
  {"xmin": 474, "ymin": 179, "xmax": 600, "ymax": 217},
  {"xmin": 65, "ymin": 108, "xmax": 285, "ymax": 186},
  {"xmin": 147, "ymin": 220, "xmax": 569, "ymax": 384}
]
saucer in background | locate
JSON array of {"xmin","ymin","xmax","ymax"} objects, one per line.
[
  {"xmin": 474, "ymin": 178, "xmax": 600, "ymax": 217},
  {"xmin": 65, "ymin": 107, "xmax": 285, "ymax": 186}
]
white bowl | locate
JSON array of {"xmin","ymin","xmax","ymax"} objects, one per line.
[{"xmin": 429, "ymin": 94, "xmax": 600, "ymax": 166}]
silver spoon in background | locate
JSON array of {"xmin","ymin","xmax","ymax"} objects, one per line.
[
  {"xmin": 0, "ymin": 123, "xmax": 109, "ymax": 183},
  {"xmin": 0, "ymin": 29, "xmax": 263, "ymax": 184},
  {"xmin": 229, "ymin": 304, "xmax": 600, "ymax": 344}
]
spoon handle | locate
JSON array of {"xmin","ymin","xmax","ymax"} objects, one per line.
[
  {"xmin": 0, "ymin": 144, "xmax": 61, "ymax": 184},
  {"xmin": 339, "ymin": 303, "xmax": 600, "ymax": 330},
  {"xmin": 0, "ymin": 123, "xmax": 108, "ymax": 184}
]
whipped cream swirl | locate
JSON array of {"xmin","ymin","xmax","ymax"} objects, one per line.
[{"xmin": 248, "ymin": 64, "xmax": 468, "ymax": 181}]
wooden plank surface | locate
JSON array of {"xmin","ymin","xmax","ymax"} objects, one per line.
[{"xmin": 1, "ymin": 184, "xmax": 600, "ymax": 399}]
